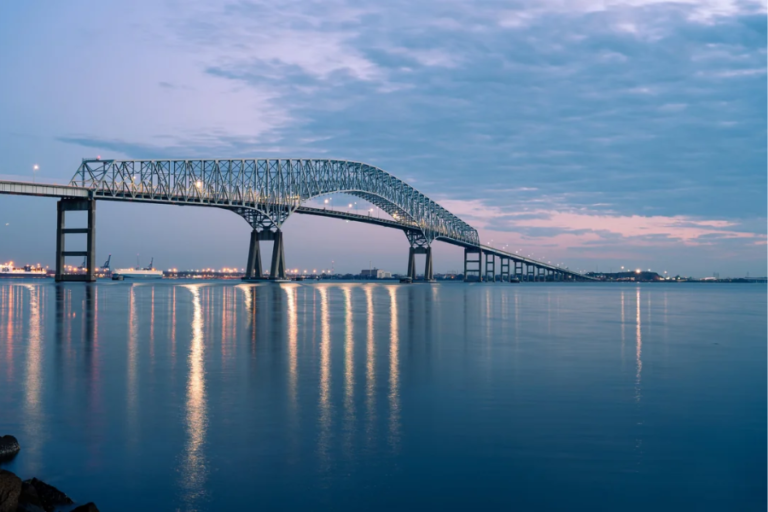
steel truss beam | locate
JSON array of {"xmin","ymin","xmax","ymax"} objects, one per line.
[{"xmin": 70, "ymin": 158, "xmax": 480, "ymax": 247}]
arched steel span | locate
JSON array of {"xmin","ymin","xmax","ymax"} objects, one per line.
[
  {"xmin": 0, "ymin": 175, "xmax": 595, "ymax": 282},
  {"xmin": 70, "ymin": 158, "xmax": 480, "ymax": 247},
  {"xmin": 0, "ymin": 158, "xmax": 596, "ymax": 282}
]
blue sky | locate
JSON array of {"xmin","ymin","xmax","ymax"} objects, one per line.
[{"xmin": 0, "ymin": 0, "xmax": 765, "ymax": 276}]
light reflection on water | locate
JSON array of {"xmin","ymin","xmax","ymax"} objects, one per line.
[
  {"xmin": 0, "ymin": 281, "xmax": 764, "ymax": 512},
  {"xmin": 181, "ymin": 284, "xmax": 208, "ymax": 509},
  {"xmin": 387, "ymin": 286, "xmax": 400, "ymax": 451},
  {"xmin": 318, "ymin": 285, "xmax": 332, "ymax": 468},
  {"xmin": 23, "ymin": 285, "xmax": 42, "ymax": 473}
]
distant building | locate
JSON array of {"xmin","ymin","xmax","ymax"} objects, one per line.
[{"xmin": 361, "ymin": 268, "xmax": 391, "ymax": 279}]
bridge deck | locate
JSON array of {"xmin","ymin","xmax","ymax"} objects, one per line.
[{"xmin": 0, "ymin": 179, "xmax": 593, "ymax": 280}]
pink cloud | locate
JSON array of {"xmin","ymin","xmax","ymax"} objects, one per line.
[{"xmin": 438, "ymin": 199, "xmax": 764, "ymax": 246}]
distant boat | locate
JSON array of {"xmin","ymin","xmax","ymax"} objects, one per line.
[
  {"xmin": 112, "ymin": 257, "xmax": 163, "ymax": 280},
  {"xmin": 0, "ymin": 263, "xmax": 49, "ymax": 278}
]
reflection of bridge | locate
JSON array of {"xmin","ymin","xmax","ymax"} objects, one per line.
[{"xmin": 0, "ymin": 158, "xmax": 593, "ymax": 282}]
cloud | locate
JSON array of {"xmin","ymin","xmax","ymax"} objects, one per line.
[
  {"xmin": 5, "ymin": 0, "xmax": 764, "ymax": 273},
  {"xmin": 439, "ymin": 198, "xmax": 764, "ymax": 248}
]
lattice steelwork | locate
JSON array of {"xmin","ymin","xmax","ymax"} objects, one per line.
[{"xmin": 70, "ymin": 158, "xmax": 479, "ymax": 246}]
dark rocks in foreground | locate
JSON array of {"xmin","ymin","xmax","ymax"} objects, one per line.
[
  {"xmin": 0, "ymin": 437, "xmax": 20, "ymax": 460},
  {"xmin": 0, "ymin": 469, "xmax": 97, "ymax": 512},
  {"xmin": 22, "ymin": 478, "xmax": 72, "ymax": 512},
  {"xmin": 0, "ymin": 470, "xmax": 21, "ymax": 512},
  {"xmin": 71, "ymin": 504, "xmax": 100, "ymax": 512}
]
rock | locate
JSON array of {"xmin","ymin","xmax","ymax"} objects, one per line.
[
  {"xmin": 16, "ymin": 481, "xmax": 44, "ymax": 512},
  {"xmin": 0, "ymin": 436, "xmax": 20, "ymax": 460},
  {"xmin": 16, "ymin": 502, "xmax": 45, "ymax": 512},
  {"xmin": 0, "ymin": 469, "xmax": 21, "ymax": 512},
  {"xmin": 71, "ymin": 503, "xmax": 100, "ymax": 512},
  {"xmin": 21, "ymin": 479, "xmax": 72, "ymax": 512}
]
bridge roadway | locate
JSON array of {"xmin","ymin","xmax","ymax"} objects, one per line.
[{"xmin": 0, "ymin": 163, "xmax": 592, "ymax": 283}]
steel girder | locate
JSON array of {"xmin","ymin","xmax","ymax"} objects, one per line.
[{"xmin": 70, "ymin": 158, "xmax": 479, "ymax": 246}]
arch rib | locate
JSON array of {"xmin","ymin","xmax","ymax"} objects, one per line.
[{"xmin": 71, "ymin": 158, "xmax": 480, "ymax": 246}]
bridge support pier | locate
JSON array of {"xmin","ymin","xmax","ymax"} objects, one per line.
[
  {"xmin": 244, "ymin": 229, "xmax": 263, "ymax": 280},
  {"xmin": 243, "ymin": 229, "xmax": 286, "ymax": 281},
  {"xmin": 484, "ymin": 253, "xmax": 496, "ymax": 282},
  {"xmin": 464, "ymin": 248, "xmax": 482, "ymax": 282},
  {"xmin": 424, "ymin": 246, "xmax": 434, "ymax": 281},
  {"xmin": 515, "ymin": 261, "xmax": 523, "ymax": 281},
  {"xmin": 407, "ymin": 248, "xmax": 416, "ymax": 280},
  {"xmin": 406, "ymin": 246, "xmax": 433, "ymax": 282},
  {"xmin": 500, "ymin": 258, "xmax": 510, "ymax": 282},
  {"xmin": 55, "ymin": 198, "xmax": 96, "ymax": 283},
  {"xmin": 269, "ymin": 230, "xmax": 287, "ymax": 280}
]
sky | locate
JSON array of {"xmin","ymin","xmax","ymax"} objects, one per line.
[{"xmin": 0, "ymin": 0, "xmax": 765, "ymax": 277}]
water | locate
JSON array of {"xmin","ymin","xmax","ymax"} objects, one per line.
[{"xmin": 0, "ymin": 281, "xmax": 765, "ymax": 511}]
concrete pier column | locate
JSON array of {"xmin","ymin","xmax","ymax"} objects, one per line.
[
  {"xmin": 244, "ymin": 229, "xmax": 263, "ymax": 280},
  {"xmin": 424, "ymin": 246, "xmax": 434, "ymax": 281},
  {"xmin": 407, "ymin": 248, "xmax": 417, "ymax": 280},
  {"xmin": 485, "ymin": 253, "xmax": 496, "ymax": 282},
  {"xmin": 55, "ymin": 198, "xmax": 96, "ymax": 283},
  {"xmin": 55, "ymin": 201, "xmax": 66, "ymax": 281},
  {"xmin": 463, "ymin": 248, "xmax": 482, "ymax": 282},
  {"xmin": 269, "ymin": 230, "xmax": 286, "ymax": 280},
  {"xmin": 500, "ymin": 258, "xmax": 510, "ymax": 282},
  {"xmin": 86, "ymin": 199, "xmax": 96, "ymax": 282}
]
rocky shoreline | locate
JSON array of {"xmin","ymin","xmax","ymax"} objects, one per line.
[{"xmin": 0, "ymin": 435, "xmax": 99, "ymax": 512}]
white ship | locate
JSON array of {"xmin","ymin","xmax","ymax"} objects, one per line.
[
  {"xmin": 112, "ymin": 257, "xmax": 163, "ymax": 280},
  {"xmin": 0, "ymin": 262, "xmax": 49, "ymax": 278}
]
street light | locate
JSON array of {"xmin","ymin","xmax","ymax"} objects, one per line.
[{"xmin": 32, "ymin": 164, "xmax": 39, "ymax": 183}]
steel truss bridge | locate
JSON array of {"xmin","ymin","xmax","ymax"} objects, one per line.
[{"xmin": 0, "ymin": 158, "xmax": 593, "ymax": 283}]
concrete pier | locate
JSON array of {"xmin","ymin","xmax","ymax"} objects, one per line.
[{"xmin": 55, "ymin": 198, "xmax": 96, "ymax": 282}]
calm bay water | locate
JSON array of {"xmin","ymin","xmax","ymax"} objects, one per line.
[{"xmin": 0, "ymin": 281, "xmax": 765, "ymax": 511}]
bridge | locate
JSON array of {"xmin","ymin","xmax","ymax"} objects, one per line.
[{"xmin": 0, "ymin": 158, "xmax": 593, "ymax": 283}]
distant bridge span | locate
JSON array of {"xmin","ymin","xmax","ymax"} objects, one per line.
[{"xmin": 0, "ymin": 158, "xmax": 593, "ymax": 282}]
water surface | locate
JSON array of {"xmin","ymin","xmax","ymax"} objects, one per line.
[{"xmin": 0, "ymin": 281, "xmax": 765, "ymax": 511}]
